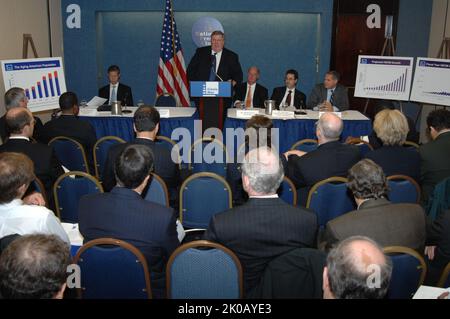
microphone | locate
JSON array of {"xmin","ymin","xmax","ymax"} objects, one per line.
[{"xmin": 122, "ymin": 91, "xmax": 132, "ymax": 114}]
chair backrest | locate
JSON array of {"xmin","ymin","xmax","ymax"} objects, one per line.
[
  {"xmin": 180, "ymin": 172, "xmax": 232, "ymax": 229},
  {"xmin": 189, "ymin": 138, "xmax": 229, "ymax": 178},
  {"xmin": 384, "ymin": 246, "xmax": 426, "ymax": 299},
  {"xmin": 403, "ymin": 141, "xmax": 420, "ymax": 150},
  {"xmin": 166, "ymin": 240, "xmax": 243, "ymax": 299},
  {"xmin": 387, "ymin": 175, "xmax": 421, "ymax": 204},
  {"xmin": 426, "ymin": 176, "xmax": 450, "ymax": 221},
  {"xmin": 155, "ymin": 93, "xmax": 176, "ymax": 107},
  {"xmin": 49, "ymin": 136, "xmax": 90, "ymax": 174},
  {"xmin": 346, "ymin": 139, "xmax": 374, "ymax": 157},
  {"xmin": 143, "ymin": 173, "xmax": 169, "ymax": 207},
  {"xmin": 53, "ymin": 171, "xmax": 103, "ymax": 223},
  {"xmin": 73, "ymin": 238, "xmax": 152, "ymax": 299},
  {"xmin": 32, "ymin": 177, "xmax": 48, "ymax": 208},
  {"xmin": 93, "ymin": 136, "xmax": 125, "ymax": 180},
  {"xmin": 290, "ymin": 139, "xmax": 318, "ymax": 152},
  {"xmin": 437, "ymin": 262, "xmax": 450, "ymax": 288},
  {"xmin": 155, "ymin": 135, "xmax": 182, "ymax": 169},
  {"xmin": 307, "ymin": 177, "xmax": 355, "ymax": 227},
  {"xmin": 278, "ymin": 176, "xmax": 298, "ymax": 206}
]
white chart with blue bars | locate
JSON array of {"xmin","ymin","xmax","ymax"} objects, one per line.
[
  {"xmin": 1, "ymin": 57, "xmax": 67, "ymax": 112},
  {"xmin": 354, "ymin": 55, "xmax": 414, "ymax": 101},
  {"xmin": 410, "ymin": 57, "xmax": 450, "ymax": 106}
]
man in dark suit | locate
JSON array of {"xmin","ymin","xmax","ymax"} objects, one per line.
[
  {"xmin": 204, "ymin": 147, "xmax": 318, "ymax": 294},
  {"xmin": 321, "ymin": 159, "xmax": 426, "ymax": 252},
  {"xmin": 79, "ymin": 144, "xmax": 180, "ymax": 298},
  {"xmin": 271, "ymin": 69, "xmax": 307, "ymax": 109},
  {"xmin": 40, "ymin": 92, "xmax": 97, "ymax": 172},
  {"xmin": 233, "ymin": 66, "xmax": 268, "ymax": 108},
  {"xmin": 419, "ymin": 109, "xmax": 450, "ymax": 203},
  {"xmin": 102, "ymin": 106, "xmax": 180, "ymax": 207},
  {"xmin": 0, "ymin": 108, "xmax": 63, "ymax": 207},
  {"xmin": 1, "ymin": 87, "xmax": 44, "ymax": 143},
  {"xmin": 282, "ymin": 113, "xmax": 361, "ymax": 205},
  {"xmin": 307, "ymin": 71, "xmax": 349, "ymax": 111},
  {"xmin": 98, "ymin": 65, "xmax": 134, "ymax": 106}
]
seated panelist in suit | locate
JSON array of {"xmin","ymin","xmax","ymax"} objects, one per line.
[
  {"xmin": 307, "ymin": 71, "xmax": 349, "ymax": 112},
  {"xmin": 233, "ymin": 66, "xmax": 268, "ymax": 109},
  {"xmin": 271, "ymin": 69, "xmax": 306, "ymax": 109},
  {"xmin": 204, "ymin": 147, "xmax": 318, "ymax": 295},
  {"xmin": 79, "ymin": 145, "xmax": 181, "ymax": 299},
  {"xmin": 98, "ymin": 65, "xmax": 134, "ymax": 106}
]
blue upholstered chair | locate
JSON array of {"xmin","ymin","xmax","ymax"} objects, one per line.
[
  {"xmin": 384, "ymin": 246, "xmax": 427, "ymax": 299},
  {"xmin": 438, "ymin": 262, "xmax": 450, "ymax": 288},
  {"xmin": 53, "ymin": 172, "xmax": 103, "ymax": 223},
  {"xmin": 166, "ymin": 240, "xmax": 243, "ymax": 299},
  {"xmin": 278, "ymin": 176, "xmax": 298, "ymax": 206},
  {"xmin": 290, "ymin": 139, "xmax": 318, "ymax": 153},
  {"xmin": 307, "ymin": 177, "xmax": 355, "ymax": 228},
  {"xmin": 143, "ymin": 173, "xmax": 169, "ymax": 207},
  {"xmin": 180, "ymin": 172, "xmax": 232, "ymax": 229},
  {"xmin": 93, "ymin": 136, "xmax": 125, "ymax": 180},
  {"xmin": 155, "ymin": 93, "xmax": 176, "ymax": 107},
  {"xmin": 49, "ymin": 136, "xmax": 90, "ymax": 174},
  {"xmin": 189, "ymin": 138, "xmax": 229, "ymax": 178},
  {"xmin": 387, "ymin": 175, "xmax": 421, "ymax": 204},
  {"xmin": 73, "ymin": 238, "xmax": 152, "ymax": 299}
]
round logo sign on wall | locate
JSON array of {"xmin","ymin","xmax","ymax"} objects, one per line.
[{"xmin": 192, "ymin": 17, "xmax": 224, "ymax": 48}]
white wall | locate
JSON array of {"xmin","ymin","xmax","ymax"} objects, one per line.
[{"xmin": 0, "ymin": 0, "xmax": 63, "ymax": 122}]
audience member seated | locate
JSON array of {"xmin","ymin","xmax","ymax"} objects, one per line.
[
  {"xmin": 282, "ymin": 113, "xmax": 361, "ymax": 205},
  {"xmin": 270, "ymin": 69, "xmax": 306, "ymax": 109},
  {"xmin": 307, "ymin": 71, "xmax": 349, "ymax": 112},
  {"xmin": 0, "ymin": 234, "xmax": 70, "ymax": 299},
  {"xmin": 323, "ymin": 236, "xmax": 392, "ymax": 299},
  {"xmin": 0, "ymin": 152, "xmax": 69, "ymax": 244},
  {"xmin": 40, "ymin": 92, "xmax": 97, "ymax": 172},
  {"xmin": 364, "ymin": 109, "xmax": 420, "ymax": 182},
  {"xmin": 98, "ymin": 64, "xmax": 134, "ymax": 106},
  {"xmin": 0, "ymin": 108, "xmax": 64, "ymax": 207},
  {"xmin": 0, "ymin": 87, "xmax": 44, "ymax": 142},
  {"xmin": 425, "ymin": 209, "xmax": 450, "ymax": 286},
  {"xmin": 233, "ymin": 66, "xmax": 268, "ymax": 108},
  {"xmin": 419, "ymin": 109, "xmax": 450, "ymax": 204},
  {"xmin": 79, "ymin": 144, "xmax": 180, "ymax": 298},
  {"xmin": 204, "ymin": 147, "xmax": 318, "ymax": 295},
  {"xmin": 102, "ymin": 106, "xmax": 180, "ymax": 206},
  {"xmin": 322, "ymin": 159, "xmax": 426, "ymax": 251},
  {"xmin": 227, "ymin": 115, "xmax": 273, "ymax": 206}
]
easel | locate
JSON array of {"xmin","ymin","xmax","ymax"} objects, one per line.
[
  {"xmin": 363, "ymin": 35, "xmax": 405, "ymax": 114},
  {"xmin": 22, "ymin": 34, "xmax": 39, "ymax": 58}
]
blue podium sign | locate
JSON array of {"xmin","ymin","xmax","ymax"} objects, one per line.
[{"xmin": 190, "ymin": 81, "xmax": 232, "ymax": 98}]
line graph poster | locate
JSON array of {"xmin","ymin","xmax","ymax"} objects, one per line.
[
  {"xmin": 1, "ymin": 57, "xmax": 67, "ymax": 112},
  {"xmin": 354, "ymin": 55, "xmax": 414, "ymax": 101},
  {"xmin": 410, "ymin": 58, "xmax": 450, "ymax": 106}
]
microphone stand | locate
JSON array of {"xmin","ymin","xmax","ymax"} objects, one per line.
[{"xmin": 122, "ymin": 92, "xmax": 132, "ymax": 114}]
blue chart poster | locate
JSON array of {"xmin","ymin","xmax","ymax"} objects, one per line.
[
  {"xmin": 354, "ymin": 55, "xmax": 414, "ymax": 101},
  {"xmin": 411, "ymin": 58, "xmax": 450, "ymax": 106},
  {"xmin": 1, "ymin": 57, "xmax": 67, "ymax": 112}
]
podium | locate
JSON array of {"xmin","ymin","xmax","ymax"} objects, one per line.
[{"xmin": 190, "ymin": 81, "xmax": 232, "ymax": 131}]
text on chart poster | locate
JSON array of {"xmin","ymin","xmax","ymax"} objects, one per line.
[
  {"xmin": 1, "ymin": 57, "xmax": 67, "ymax": 113},
  {"xmin": 410, "ymin": 58, "xmax": 450, "ymax": 106},
  {"xmin": 354, "ymin": 55, "xmax": 414, "ymax": 101}
]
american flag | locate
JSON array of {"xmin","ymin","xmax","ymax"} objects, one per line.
[{"xmin": 156, "ymin": 0, "xmax": 190, "ymax": 106}]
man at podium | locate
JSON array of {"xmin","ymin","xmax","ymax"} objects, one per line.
[{"xmin": 187, "ymin": 31, "xmax": 243, "ymax": 129}]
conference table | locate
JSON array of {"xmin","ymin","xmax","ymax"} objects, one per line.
[
  {"xmin": 224, "ymin": 108, "xmax": 373, "ymax": 153},
  {"xmin": 78, "ymin": 106, "xmax": 199, "ymax": 143}
]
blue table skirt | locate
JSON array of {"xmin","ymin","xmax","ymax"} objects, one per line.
[
  {"xmin": 224, "ymin": 117, "xmax": 373, "ymax": 153},
  {"xmin": 80, "ymin": 111, "xmax": 199, "ymax": 143}
]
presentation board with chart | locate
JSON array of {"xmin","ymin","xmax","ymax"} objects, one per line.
[
  {"xmin": 410, "ymin": 58, "xmax": 450, "ymax": 106},
  {"xmin": 354, "ymin": 55, "xmax": 414, "ymax": 101},
  {"xmin": 1, "ymin": 57, "xmax": 67, "ymax": 112}
]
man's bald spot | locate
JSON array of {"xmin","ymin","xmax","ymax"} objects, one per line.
[
  {"xmin": 245, "ymin": 147, "xmax": 279, "ymax": 174},
  {"xmin": 345, "ymin": 240, "xmax": 387, "ymax": 273}
]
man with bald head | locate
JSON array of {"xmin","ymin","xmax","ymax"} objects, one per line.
[
  {"xmin": 1, "ymin": 87, "xmax": 44, "ymax": 142},
  {"xmin": 323, "ymin": 236, "xmax": 392, "ymax": 299},
  {"xmin": 0, "ymin": 107, "xmax": 64, "ymax": 206},
  {"xmin": 233, "ymin": 66, "xmax": 268, "ymax": 108},
  {"xmin": 204, "ymin": 147, "xmax": 317, "ymax": 294},
  {"xmin": 283, "ymin": 113, "xmax": 361, "ymax": 205}
]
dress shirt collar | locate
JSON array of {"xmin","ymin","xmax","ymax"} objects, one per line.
[
  {"xmin": 249, "ymin": 194, "xmax": 279, "ymax": 199},
  {"xmin": 7, "ymin": 136, "xmax": 30, "ymax": 141}
]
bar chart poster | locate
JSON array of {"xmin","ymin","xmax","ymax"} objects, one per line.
[
  {"xmin": 1, "ymin": 57, "xmax": 67, "ymax": 112},
  {"xmin": 410, "ymin": 58, "xmax": 450, "ymax": 106},
  {"xmin": 354, "ymin": 55, "xmax": 414, "ymax": 101}
]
